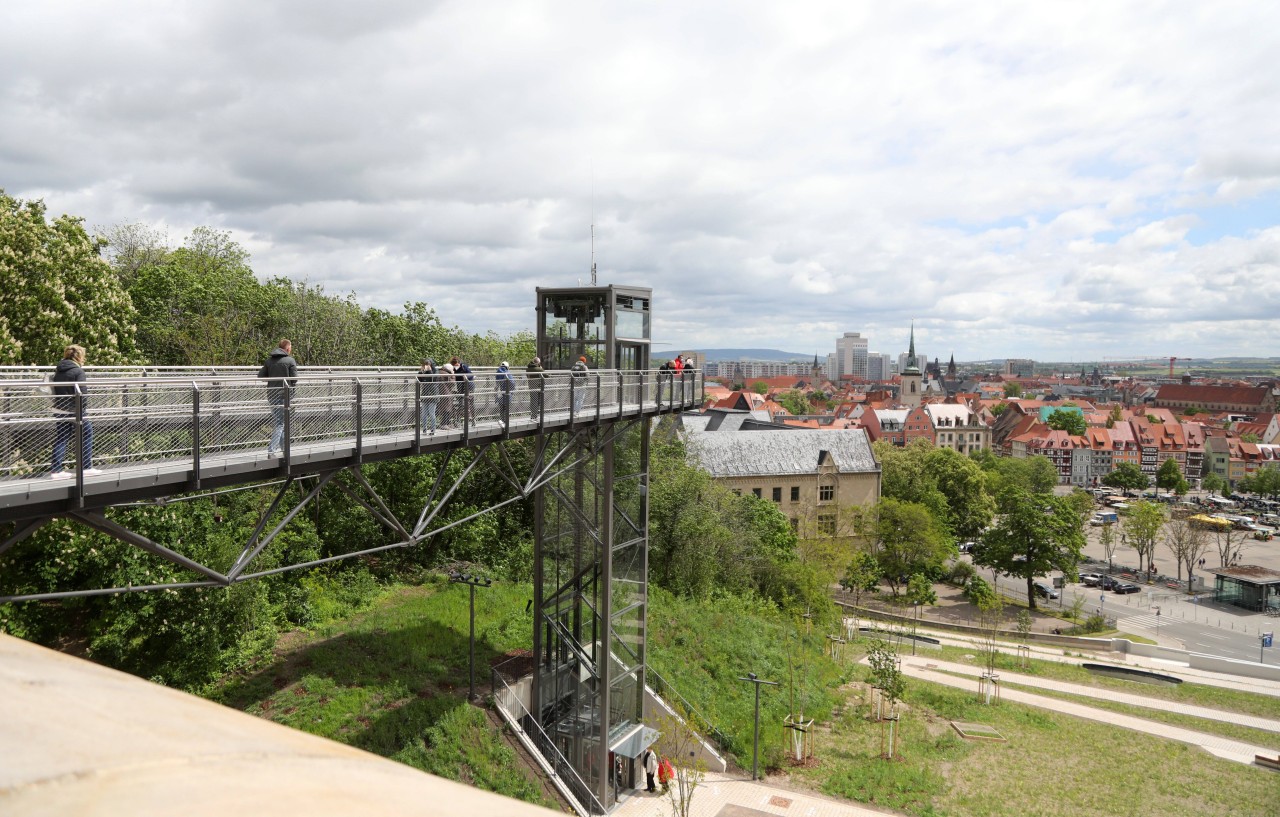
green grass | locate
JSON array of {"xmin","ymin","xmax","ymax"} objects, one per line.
[
  {"xmin": 792, "ymin": 677, "xmax": 1280, "ymax": 817},
  {"xmin": 995, "ymin": 678, "xmax": 1280, "ymax": 750},
  {"xmin": 932, "ymin": 643, "xmax": 1280, "ymax": 720},
  {"xmin": 210, "ymin": 575, "xmax": 551, "ymax": 808}
]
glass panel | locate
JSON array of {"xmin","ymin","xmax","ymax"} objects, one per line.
[
  {"xmin": 615, "ymin": 309, "xmax": 649, "ymax": 340},
  {"xmin": 544, "ymin": 294, "xmax": 607, "ymax": 341}
]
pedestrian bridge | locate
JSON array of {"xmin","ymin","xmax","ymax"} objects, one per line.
[{"xmin": 0, "ymin": 366, "xmax": 702, "ymax": 525}]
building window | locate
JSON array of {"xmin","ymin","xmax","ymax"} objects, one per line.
[
  {"xmin": 790, "ymin": 486, "xmax": 800, "ymax": 502},
  {"xmin": 772, "ymin": 487, "xmax": 782, "ymax": 502},
  {"xmin": 818, "ymin": 515, "xmax": 837, "ymax": 536},
  {"xmin": 753, "ymin": 488, "xmax": 762, "ymax": 498},
  {"xmin": 790, "ymin": 518, "xmax": 799, "ymax": 533},
  {"xmin": 819, "ymin": 484, "xmax": 835, "ymax": 502}
]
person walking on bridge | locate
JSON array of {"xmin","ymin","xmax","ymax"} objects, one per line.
[
  {"xmin": 49, "ymin": 344, "xmax": 101, "ymax": 478},
  {"xmin": 258, "ymin": 339, "xmax": 298, "ymax": 458}
]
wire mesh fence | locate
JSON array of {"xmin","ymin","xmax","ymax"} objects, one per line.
[{"xmin": 0, "ymin": 368, "xmax": 702, "ymax": 486}]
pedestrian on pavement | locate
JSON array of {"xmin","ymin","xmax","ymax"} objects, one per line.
[
  {"xmin": 571, "ymin": 355, "xmax": 589, "ymax": 414},
  {"xmin": 455, "ymin": 359, "xmax": 476, "ymax": 422},
  {"xmin": 642, "ymin": 747, "xmax": 658, "ymax": 793},
  {"xmin": 417, "ymin": 358, "xmax": 440, "ymax": 434},
  {"xmin": 525, "ymin": 356, "xmax": 546, "ymax": 419},
  {"xmin": 258, "ymin": 338, "xmax": 298, "ymax": 458},
  {"xmin": 49, "ymin": 344, "xmax": 102, "ymax": 478}
]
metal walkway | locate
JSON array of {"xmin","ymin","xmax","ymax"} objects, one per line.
[{"xmin": 0, "ymin": 367, "xmax": 702, "ymax": 524}]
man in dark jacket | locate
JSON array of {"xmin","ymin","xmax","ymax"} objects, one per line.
[
  {"xmin": 258, "ymin": 339, "xmax": 298, "ymax": 457},
  {"xmin": 525, "ymin": 357, "xmax": 546, "ymax": 419},
  {"xmin": 49, "ymin": 344, "xmax": 101, "ymax": 478},
  {"xmin": 571, "ymin": 355, "xmax": 589, "ymax": 414}
]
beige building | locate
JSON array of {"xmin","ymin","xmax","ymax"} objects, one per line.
[{"xmin": 684, "ymin": 427, "xmax": 882, "ymax": 538}]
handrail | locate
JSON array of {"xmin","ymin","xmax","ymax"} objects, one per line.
[
  {"xmin": 0, "ymin": 369, "xmax": 704, "ymax": 489},
  {"xmin": 490, "ymin": 657, "xmax": 606, "ymax": 816},
  {"xmin": 644, "ymin": 665, "xmax": 733, "ymax": 754}
]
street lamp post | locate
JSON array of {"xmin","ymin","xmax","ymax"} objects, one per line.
[
  {"xmin": 737, "ymin": 672, "xmax": 779, "ymax": 781},
  {"xmin": 450, "ymin": 572, "xmax": 492, "ymax": 701}
]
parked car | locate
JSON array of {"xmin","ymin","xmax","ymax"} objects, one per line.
[
  {"xmin": 1079, "ymin": 573, "xmax": 1103, "ymax": 587},
  {"xmin": 958, "ymin": 541, "xmax": 977, "ymax": 553},
  {"xmin": 1097, "ymin": 575, "xmax": 1119, "ymax": 591},
  {"xmin": 1112, "ymin": 582, "xmax": 1141, "ymax": 594},
  {"xmin": 1033, "ymin": 582, "xmax": 1060, "ymax": 600}
]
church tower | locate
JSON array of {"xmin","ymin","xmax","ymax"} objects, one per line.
[
  {"xmin": 901, "ymin": 324, "xmax": 923, "ymax": 409},
  {"xmin": 811, "ymin": 353, "xmax": 822, "ymax": 385}
]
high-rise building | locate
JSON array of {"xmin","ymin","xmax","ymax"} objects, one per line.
[
  {"xmin": 867, "ymin": 352, "xmax": 891, "ymax": 382},
  {"xmin": 1004, "ymin": 358, "xmax": 1035, "ymax": 377},
  {"xmin": 836, "ymin": 332, "xmax": 869, "ymax": 380}
]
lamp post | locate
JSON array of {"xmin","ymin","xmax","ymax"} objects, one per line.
[
  {"xmin": 451, "ymin": 572, "xmax": 492, "ymax": 701},
  {"xmin": 737, "ymin": 672, "xmax": 778, "ymax": 781}
]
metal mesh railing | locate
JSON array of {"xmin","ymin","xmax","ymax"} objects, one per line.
[
  {"xmin": 0, "ymin": 368, "xmax": 703, "ymax": 486},
  {"xmin": 491, "ymin": 657, "xmax": 606, "ymax": 816}
]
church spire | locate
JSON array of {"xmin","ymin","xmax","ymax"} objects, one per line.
[{"xmin": 903, "ymin": 323, "xmax": 921, "ymax": 375}]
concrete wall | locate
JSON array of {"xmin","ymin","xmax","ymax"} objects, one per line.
[
  {"xmin": 644, "ymin": 686, "xmax": 728, "ymax": 773},
  {"xmin": 1109, "ymin": 639, "xmax": 1191, "ymax": 663},
  {"xmin": 1188, "ymin": 653, "xmax": 1280, "ymax": 682}
]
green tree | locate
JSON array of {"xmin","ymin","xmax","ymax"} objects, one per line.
[
  {"xmin": 751, "ymin": 381, "xmax": 769, "ymax": 395},
  {"xmin": 869, "ymin": 498, "xmax": 952, "ymax": 596},
  {"xmin": 1202, "ymin": 473, "xmax": 1228, "ymax": 496},
  {"xmin": 1122, "ymin": 500, "xmax": 1166, "ymax": 572},
  {"xmin": 776, "ymin": 390, "xmax": 809, "ymax": 416},
  {"xmin": 1155, "ymin": 458, "xmax": 1188, "ymax": 494},
  {"xmin": 905, "ymin": 573, "xmax": 937, "ymax": 647},
  {"xmin": 975, "ymin": 488, "xmax": 1085, "ymax": 609},
  {"xmin": 875, "ymin": 439, "xmax": 993, "ymax": 538},
  {"xmin": 1046, "ymin": 408, "xmax": 1086, "ymax": 436},
  {"xmin": 1003, "ymin": 382, "xmax": 1022, "ymax": 398},
  {"xmin": 926, "ymin": 446, "xmax": 995, "ymax": 539},
  {"xmin": 1238, "ymin": 465, "xmax": 1280, "ymax": 500},
  {"xmin": 1106, "ymin": 405, "xmax": 1125, "ymax": 429},
  {"xmin": 0, "ymin": 191, "xmax": 139, "ymax": 364},
  {"xmin": 989, "ymin": 402, "xmax": 1008, "ymax": 416},
  {"xmin": 979, "ymin": 453, "xmax": 1059, "ymax": 497},
  {"xmin": 1102, "ymin": 462, "xmax": 1149, "ymax": 496},
  {"xmin": 839, "ymin": 550, "xmax": 881, "ymax": 605}
]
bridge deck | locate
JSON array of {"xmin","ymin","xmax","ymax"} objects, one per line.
[{"xmin": 0, "ymin": 368, "xmax": 701, "ymax": 523}]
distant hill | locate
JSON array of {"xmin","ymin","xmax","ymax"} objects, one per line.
[{"xmin": 688, "ymin": 348, "xmax": 815, "ymax": 363}]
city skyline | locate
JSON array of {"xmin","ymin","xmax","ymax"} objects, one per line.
[{"xmin": 2, "ymin": 3, "xmax": 1278, "ymax": 360}]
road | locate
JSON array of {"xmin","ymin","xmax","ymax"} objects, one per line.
[{"xmin": 979, "ymin": 565, "xmax": 1277, "ymax": 663}]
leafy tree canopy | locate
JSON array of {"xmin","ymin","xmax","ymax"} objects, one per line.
[
  {"xmin": 868, "ymin": 497, "xmax": 953, "ymax": 595},
  {"xmin": 1155, "ymin": 457, "xmax": 1189, "ymax": 494},
  {"xmin": 1238, "ymin": 465, "xmax": 1280, "ymax": 500},
  {"xmin": 1102, "ymin": 462, "xmax": 1149, "ymax": 495},
  {"xmin": 1046, "ymin": 408, "xmax": 1086, "ymax": 436},
  {"xmin": 0, "ymin": 191, "xmax": 139, "ymax": 364},
  {"xmin": 974, "ymin": 488, "xmax": 1084, "ymax": 608},
  {"xmin": 1003, "ymin": 382, "xmax": 1022, "ymax": 397}
]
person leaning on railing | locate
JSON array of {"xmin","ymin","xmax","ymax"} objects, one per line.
[
  {"xmin": 49, "ymin": 344, "xmax": 101, "ymax": 478},
  {"xmin": 525, "ymin": 356, "xmax": 546, "ymax": 419}
]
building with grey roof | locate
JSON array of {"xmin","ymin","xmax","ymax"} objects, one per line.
[{"xmin": 684, "ymin": 428, "xmax": 881, "ymax": 539}]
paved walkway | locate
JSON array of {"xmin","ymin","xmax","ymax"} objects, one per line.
[
  {"xmin": 898, "ymin": 657, "xmax": 1279, "ymax": 765},
  {"xmin": 611, "ymin": 771, "xmax": 900, "ymax": 817}
]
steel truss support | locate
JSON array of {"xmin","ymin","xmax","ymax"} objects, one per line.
[
  {"xmin": 531, "ymin": 417, "xmax": 650, "ymax": 813},
  {"xmin": 0, "ymin": 431, "xmax": 627, "ymax": 604}
]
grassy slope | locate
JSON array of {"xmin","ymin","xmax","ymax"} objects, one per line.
[
  {"xmin": 211, "ymin": 575, "xmax": 552, "ymax": 807},
  {"xmin": 206, "ymin": 578, "xmax": 1280, "ymax": 817}
]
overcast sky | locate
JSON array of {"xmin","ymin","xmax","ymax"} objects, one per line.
[{"xmin": 3, "ymin": 2, "xmax": 1278, "ymax": 363}]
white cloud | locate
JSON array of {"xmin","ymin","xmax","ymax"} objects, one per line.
[{"xmin": 1, "ymin": 1, "xmax": 1278, "ymax": 361}]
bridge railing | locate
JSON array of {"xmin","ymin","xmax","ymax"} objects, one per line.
[{"xmin": 0, "ymin": 368, "xmax": 703, "ymax": 484}]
